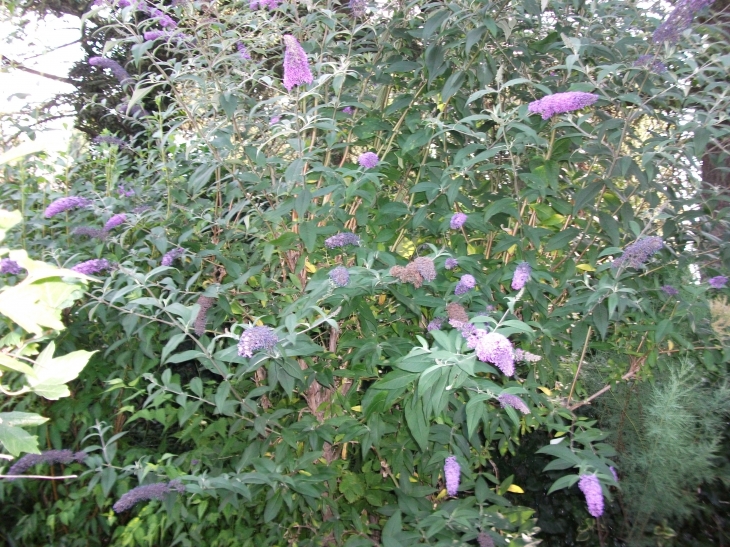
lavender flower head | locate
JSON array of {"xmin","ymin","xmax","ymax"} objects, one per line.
[
  {"xmin": 578, "ymin": 474, "xmax": 604, "ymax": 517},
  {"xmin": 477, "ymin": 533, "xmax": 495, "ymax": 547},
  {"xmin": 661, "ymin": 285, "xmax": 679, "ymax": 296},
  {"xmin": 329, "ymin": 266, "xmax": 350, "ymax": 287},
  {"xmin": 350, "ymin": 0, "xmax": 366, "ymax": 17},
  {"xmin": 150, "ymin": 8, "xmax": 177, "ymax": 29},
  {"xmin": 144, "ymin": 30, "xmax": 166, "ymax": 41},
  {"xmin": 88, "ymin": 57, "xmax": 132, "ymax": 86},
  {"xmin": 104, "ymin": 213, "xmax": 126, "ymax": 231},
  {"xmin": 237, "ymin": 42, "xmax": 252, "ymax": 60},
  {"xmin": 0, "ymin": 258, "xmax": 22, "ymax": 275},
  {"xmin": 466, "ymin": 330, "xmax": 515, "ymax": 376},
  {"xmin": 708, "ymin": 275, "xmax": 728, "ymax": 289},
  {"xmin": 443, "ymin": 456, "xmax": 460, "ymax": 496},
  {"xmin": 528, "ymin": 91, "xmax": 599, "ymax": 120},
  {"xmin": 445, "ymin": 258, "xmax": 458, "ymax": 270},
  {"xmin": 237, "ymin": 326, "xmax": 279, "ymax": 358},
  {"xmin": 634, "ymin": 54, "xmax": 667, "ymax": 73},
  {"xmin": 113, "ymin": 479, "xmax": 185, "ymax": 513},
  {"xmin": 612, "ymin": 236, "xmax": 663, "ymax": 269},
  {"xmin": 497, "ymin": 393, "xmax": 530, "ymax": 414},
  {"xmin": 270, "ymin": 115, "xmax": 281, "ymax": 125},
  {"xmin": 250, "ymin": 0, "xmax": 281, "ymax": 8},
  {"xmin": 118, "ymin": 185, "xmax": 135, "ymax": 197},
  {"xmin": 325, "ymin": 232, "xmax": 360, "ymax": 249},
  {"xmin": 653, "ymin": 0, "xmax": 715, "ymax": 44},
  {"xmin": 514, "ymin": 349, "xmax": 541, "ymax": 363},
  {"xmin": 427, "ymin": 317, "xmax": 444, "ymax": 332},
  {"xmin": 44, "ymin": 196, "xmax": 91, "ymax": 218},
  {"xmin": 71, "ymin": 258, "xmax": 113, "ymax": 275},
  {"xmin": 342, "ymin": 106, "xmax": 354, "ymax": 115},
  {"xmin": 412, "ymin": 257, "xmax": 436, "ymax": 282},
  {"xmin": 194, "ymin": 295, "xmax": 216, "ymax": 337},
  {"xmin": 72, "ymin": 226, "xmax": 107, "ymax": 240},
  {"xmin": 161, "ymin": 247, "xmax": 185, "ymax": 266},
  {"xmin": 282, "ymin": 35, "xmax": 313, "ymax": 91},
  {"xmin": 358, "ymin": 152, "xmax": 379, "ymax": 169},
  {"xmin": 511, "ymin": 262, "xmax": 531, "ymax": 290},
  {"xmin": 7, "ymin": 449, "xmax": 86, "ymax": 479},
  {"xmin": 450, "ymin": 212, "xmax": 467, "ymax": 229},
  {"xmin": 455, "ymin": 274, "xmax": 476, "ymax": 295}
]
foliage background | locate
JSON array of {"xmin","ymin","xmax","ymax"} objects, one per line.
[{"xmin": 1, "ymin": 0, "xmax": 730, "ymax": 545}]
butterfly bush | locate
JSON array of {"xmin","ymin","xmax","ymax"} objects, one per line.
[
  {"xmin": 514, "ymin": 349, "xmax": 541, "ymax": 362},
  {"xmin": 71, "ymin": 259, "xmax": 113, "ymax": 275},
  {"xmin": 88, "ymin": 57, "xmax": 132, "ymax": 85},
  {"xmin": 466, "ymin": 330, "xmax": 515, "ymax": 376},
  {"xmin": 455, "ymin": 274, "xmax": 476, "ymax": 295},
  {"xmin": 445, "ymin": 258, "xmax": 458, "ymax": 270},
  {"xmin": 511, "ymin": 262, "xmax": 531, "ymax": 290},
  {"xmin": 113, "ymin": 480, "xmax": 185, "ymax": 512},
  {"xmin": 7, "ymin": 449, "xmax": 86, "ymax": 479},
  {"xmin": 527, "ymin": 91, "xmax": 599, "ymax": 119},
  {"xmin": 349, "ymin": 0, "xmax": 366, "ymax": 17},
  {"xmin": 653, "ymin": 0, "xmax": 715, "ymax": 43},
  {"xmin": 237, "ymin": 326, "xmax": 279, "ymax": 358},
  {"xmin": 44, "ymin": 196, "xmax": 91, "ymax": 218},
  {"xmin": 237, "ymin": 43, "xmax": 251, "ymax": 60},
  {"xmin": 103, "ymin": 213, "xmax": 126, "ymax": 231},
  {"xmin": 282, "ymin": 35, "xmax": 313, "ymax": 91},
  {"xmin": 661, "ymin": 285, "xmax": 679, "ymax": 296},
  {"xmin": 73, "ymin": 226, "xmax": 107, "ymax": 240},
  {"xmin": 358, "ymin": 152, "xmax": 379, "ymax": 169},
  {"xmin": 450, "ymin": 212, "xmax": 467, "ymax": 229},
  {"xmin": 612, "ymin": 236, "xmax": 663, "ymax": 269},
  {"xmin": 427, "ymin": 317, "xmax": 443, "ymax": 331},
  {"xmin": 578, "ymin": 474, "xmax": 605, "ymax": 517},
  {"xmin": 0, "ymin": 258, "xmax": 22, "ymax": 275},
  {"xmin": 497, "ymin": 393, "xmax": 530, "ymax": 414},
  {"xmin": 329, "ymin": 266, "xmax": 350, "ymax": 287},
  {"xmin": 610, "ymin": 466, "xmax": 619, "ymax": 482},
  {"xmin": 161, "ymin": 247, "xmax": 185, "ymax": 266},
  {"xmin": 708, "ymin": 276, "xmax": 728, "ymax": 288},
  {"xmin": 194, "ymin": 296, "xmax": 216, "ymax": 337},
  {"xmin": 443, "ymin": 456, "xmax": 460, "ymax": 496},
  {"xmin": 342, "ymin": 106, "xmax": 354, "ymax": 115},
  {"xmin": 477, "ymin": 532, "xmax": 495, "ymax": 547},
  {"xmin": 250, "ymin": 0, "xmax": 281, "ymax": 9}
]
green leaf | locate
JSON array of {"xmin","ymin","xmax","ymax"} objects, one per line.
[
  {"xmin": 404, "ymin": 397, "xmax": 429, "ymax": 451},
  {"xmin": 382, "ymin": 511, "xmax": 404, "ymax": 547},
  {"xmin": 27, "ymin": 342, "xmax": 95, "ymax": 400},
  {"xmin": 161, "ymin": 333, "xmax": 188, "ymax": 365},
  {"xmin": 573, "ymin": 182, "xmax": 604, "ymax": 214},
  {"xmin": 465, "ymin": 26, "xmax": 487, "ymax": 55},
  {"xmin": 442, "ymin": 71, "xmax": 465, "ymax": 102},
  {"xmin": 0, "ymin": 418, "xmax": 44, "ymax": 456},
  {"xmin": 592, "ymin": 302, "xmax": 609, "ymax": 340},
  {"xmin": 544, "ymin": 228, "xmax": 580, "ymax": 252},
  {"xmin": 339, "ymin": 472, "xmax": 365, "ymax": 503},
  {"xmin": 373, "ymin": 371, "xmax": 417, "ymax": 390},
  {"xmin": 547, "ymin": 474, "xmax": 580, "ymax": 494}
]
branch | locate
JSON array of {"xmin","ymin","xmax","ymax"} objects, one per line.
[
  {"xmin": 1, "ymin": 55, "xmax": 75, "ymax": 85},
  {"xmin": 0, "ymin": 474, "xmax": 78, "ymax": 480}
]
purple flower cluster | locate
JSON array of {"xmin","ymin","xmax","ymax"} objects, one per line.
[
  {"xmin": 118, "ymin": 185, "xmax": 135, "ymax": 197},
  {"xmin": 578, "ymin": 474, "xmax": 604, "ymax": 517},
  {"xmin": 104, "ymin": 213, "xmax": 126, "ymax": 231},
  {"xmin": 71, "ymin": 259, "xmax": 113, "ymax": 275},
  {"xmin": 497, "ymin": 393, "xmax": 530, "ymax": 414},
  {"xmin": 270, "ymin": 115, "xmax": 281, "ymax": 125},
  {"xmin": 250, "ymin": 0, "xmax": 281, "ymax": 8},
  {"xmin": 661, "ymin": 285, "xmax": 679, "ymax": 296},
  {"xmin": 465, "ymin": 330, "xmax": 515, "ymax": 376},
  {"xmin": 653, "ymin": 0, "xmax": 716, "ymax": 44},
  {"xmin": 7, "ymin": 449, "xmax": 86, "ymax": 479},
  {"xmin": 350, "ymin": 0, "xmax": 366, "ymax": 17},
  {"xmin": 237, "ymin": 326, "xmax": 279, "ymax": 358},
  {"xmin": 358, "ymin": 152, "xmax": 379, "ymax": 169},
  {"xmin": 634, "ymin": 54, "xmax": 667, "ymax": 74},
  {"xmin": 427, "ymin": 317, "xmax": 444, "ymax": 331},
  {"xmin": 528, "ymin": 91, "xmax": 599, "ymax": 120},
  {"xmin": 44, "ymin": 196, "xmax": 91, "ymax": 219},
  {"xmin": 445, "ymin": 258, "xmax": 458, "ymax": 270},
  {"xmin": 89, "ymin": 57, "xmax": 132, "ymax": 86},
  {"xmin": 150, "ymin": 8, "xmax": 177, "ymax": 29},
  {"xmin": 325, "ymin": 232, "xmax": 360, "ymax": 249},
  {"xmin": 342, "ymin": 106, "xmax": 354, "ymax": 115},
  {"xmin": 708, "ymin": 276, "xmax": 728, "ymax": 289},
  {"xmin": 443, "ymin": 456, "xmax": 460, "ymax": 496},
  {"xmin": 0, "ymin": 258, "xmax": 22, "ymax": 275},
  {"xmin": 477, "ymin": 532, "xmax": 495, "ymax": 547},
  {"xmin": 161, "ymin": 247, "xmax": 185, "ymax": 266},
  {"xmin": 511, "ymin": 262, "xmax": 531, "ymax": 290},
  {"xmin": 73, "ymin": 226, "xmax": 107, "ymax": 240},
  {"xmin": 412, "ymin": 257, "xmax": 436, "ymax": 282},
  {"xmin": 237, "ymin": 42, "xmax": 252, "ymax": 60},
  {"xmin": 450, "ymin": 212, "xmax": 467, "ymax": 229},
  {"xmin": 113, "ymin": 479, "xmax": 185, "ymax": 513},
  {"xmin": 329, "ymin": 266, "xmax": 350, "ymax": 287},
  {"xmin": 612, "ymin": 236, "xmax": 663, "ymax": 269},
  {"xmin": 455, "ymin": 274, "xmax": 476, "ymax": 295},
  {"xmin": 194, "ymin": 295, "xmax": 216, "ymax": 337},
  {"xmin": 282, "ymin": 35, "xmax": 313, "ymax": 91},
  {"xmin": 514, "ymin": 349, "xmax": 541, "ymax": 363}
]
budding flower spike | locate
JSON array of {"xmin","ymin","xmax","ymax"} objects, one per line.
[{"xmin": 443, "ymin": 456, "xmax": 461, "ymax": 496}]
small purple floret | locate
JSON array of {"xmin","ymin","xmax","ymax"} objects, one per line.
[
  {"xmin": 465, "ymin": 330, "xmax": 515, "ymax": 376},
  {"xmin": 329, "ymin": 266, "xmax": 350, "ymax": 287},
  {"xmin": 358, "ymin": 152, "xmax": 379, "ymax": 169},
  {"xmin": 342, "ymin": 106, "xmax": 354, "ymax": 115},
  {"xmin": 324, "ymin": 232, "xmax": 360, "ymax": 249},
  {"xmin": 237, "ymin": 326, "xmax": 279, "ymax": 358},
  {"xmin": 450, "ymin": 213, "xmax": 467, "ymax": 229},
  {"xmin": 7, "ymin": 449, "xmax": 86, "ymax": 480},
  {"xmin": 455, "ymin": 274, "xmax": 476, "ymax": 295},
  {"xmin": 445, "ymin": 258, "xmax": 458, "ymax": 270},
  {"xmin": 511, "ymin": 262, "xmax": 531, "ymax": 290},
  {"xmin": 527, "ymin": 91, "xmax": 599, "ymax": 120},
  {"xmin": 427, "ymin": 317, "xmax": 443, "ymax": 331},
  {"xmin": 612, "ymin": 237, "xmax": 663, "ymax": 269},
  {"xmin": 161, "ymin": 247, "xmax": 185, "ymax": 266},
  {"xmin": 89, "ymin": 57, "xmax": 132, "ymax": 85},
  {"xmin": 708, "ymin": 276, "xmax": 728, "ymax": 289},
  {"xmin": 0, "ymin": 258, "xmax": 22, "ymax": 275},
  {"xmin": 661, "ymin": 285, "xmax": 679, "ymax": 296}
]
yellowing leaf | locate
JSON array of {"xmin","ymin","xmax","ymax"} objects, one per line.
[
  {"xmin": 467, "ymin": 244, "xmax": 479, "ymax": 255},
  {"xmin": 378, "ymin": 294, "xmax": 386, "ymax": 306},
  {"xmin": 537, "ymin": 386, "xmax": 553, "ymax": 396},
  {"xmin": 435, "ymin": 488, "xmax": 448, "ymax": 500},
  {"xmin": 668, "ymin": 340, "xmax": 674, "ymax": 350},
  {"xmin": 507, "ymin": 484, "xmax": 524, "ymax": 494},
  {"xmin": 577, "ymin": 263, "xmax": 596, "ymax": 272},
  {"xmin": 304, "ymin": 258, "xmax": 317, "ymax": 273},
  {"xmin": 350, "ymin": 405, "xmax": 362, "ymax": 412},
  {"xmin": 507, "ymin": 244, "xmax": 517, "ymax": 255},
  {"xmin": 408, "ymin": 476, "xmax": 418, "ymax": 483}
]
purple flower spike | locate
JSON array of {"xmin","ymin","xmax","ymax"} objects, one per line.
[
  {"xmin": 250, "ymin": 0, "xmax": 281, "ymax": 9},
  {"xmin": 445, "ymin": 258, "xmax": 458, "ymax": 270},
  {"xmin": 350, "ymin": 0, "xmax": 366, "ymax": 17},
  {"xmin": 444, "ymin": 456, "xmax": 460, "ymax": 496},
  {"xmin": 88, "ymin": 57, "xmax": 132, "ymax": 86},
  {"xmin": 455, "ymin": 274, "xmax": 476, "ymax": 295},
  {"xmin": 237, "ymin": 42, "xmax": 252, "ymax": 60},
  {"xmin": 113, "ymin": 480, "xmax": 184, "ymax": 513},
  {"xmin": 237, "ymin": 326, "xmax": 279, "ymax": 358},
  {"xmin": 104, "ymin": 213, "xmax": 126, "ymax": 231},
  {"xmin": 342, "ymin": 106, "xmax": 354, "ymax": 115},
  {"xmin": 708, "ymin": 276, "xmax": 728, "ymax": 289},
  {"xmin": 44, "ymin": 196, "xmax": 91, "ymax": 218},
  {"xmin": 511, "ymin": 262, "xmax": 531, "ymax": 290},
  {"xmin": 358, "ymin": 152, "xmax": 379, "ymax": 169},
  {"xmin": 653, "ymin": 0, "xmax": 715, "ymax": 44},
  {"xmin": 329, "ymin": 266, "xmax": 350, "ymax": 287},
  {"xmin": 612, "ymin": 236, "xmax": 663, "ymax": 269},
  {"xmin": 324, "ymin": 232, "xmax": 360, "ymax": 249},
  {"xmin": 527, "ymin": 91, "xmax": 599, "ymax": 120},
  {"xmin": 610, "ymin": 466, "xmax": 619, "ymax": 482},
  {"xmin": 497, "ymin": 393, "xmax": 530, "ymax": 414},
  {"xmin": 0, "ymin": 258, "xmax": 22, "ymax": 275},
  {"xmin": 578, "ymin": 474, "xmax": 604, "ymax": 517},
  {"xmin": 427, "ymin": 317, "xmax": 444, "ymax": 331},
  {"xmin": 7, "ymin": 449, "xmax": 86, "ymax": 479},
  {"xmin": 450, "ymin": 212, "xmax": 467, "ymax": 229},
  {"xmin": 661, "ymin": 285, "xmax": 679, "ymax": 296},
  {"xmin": 412, "ymin": 257, "xmax": 436, "ymax": 282},
  {"xmin": 194, "ymin": 295, "xmax": 216, "ymax": 337},
  {"xmin": 282, "ymin": 35, "xmax": 313, "ymax": 91},
  {"xmin": 71, "ymin": 259, "xmax": 113, "ymax": 275},
  {"xmin": 161, "ymin": 247, "xmax": 185, "ymax": 266},
  {"xmin": 465, "ymin": 330, "xmax": 515, "ymax": 376}
]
